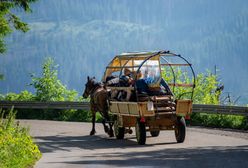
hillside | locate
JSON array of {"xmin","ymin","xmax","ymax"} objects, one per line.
[{"xmin": 0, "ymin": 0, "xmax": 247, "ymax": 104}]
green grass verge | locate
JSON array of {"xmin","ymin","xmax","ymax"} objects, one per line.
[
  {"xmin": 0, "ymin": 109, "xmax": 42, "ymax": 168},
  {"xmin": 191, "ymin": 113, "xmax": 248, "ymax": 129}
]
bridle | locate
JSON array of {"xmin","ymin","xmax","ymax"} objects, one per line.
[{"xmin": 86, "ymin": 80, "xmax": 102, "ymax": 98}]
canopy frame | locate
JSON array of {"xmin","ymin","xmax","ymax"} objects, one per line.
[{"xmin": 102, "ymin": 50, "xmax": 196, "ymax": 100}]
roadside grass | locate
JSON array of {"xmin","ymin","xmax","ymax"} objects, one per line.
[
  {"xmin": 0, "ymin": 109, "xmax": 42, "ymax": 168},
  {"xmin": 191, "ymin": 113, "xmax": 248, "ymax": 130}
]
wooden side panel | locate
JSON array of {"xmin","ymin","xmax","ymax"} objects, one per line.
[
  {"xmin": 176, "ymin": 99, "xmax": 192, "ymax": 116},
  {"xmin": 109, "ymin": 101, "xmax": 156, "ymax": 117},
  {"xmin": 138, "ymin": 102, "xmax": 155, "ymax": 116},
  {"xmin": 118, "ymin": 103, "xmax": 129, "ymax": 114},
  {"xmin": 109, "ymin": 101, "xmax": 141, "ymax": 116},
  {"xmin": 109, "ymin": 102, "xmax": 119, "ymax": 114},
  {"xmin": 129, "ymin": 103, "xmax": 140, "ymax": 115}
]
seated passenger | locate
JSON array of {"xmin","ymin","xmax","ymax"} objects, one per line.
[
  {"xmin": 135, "ymin": 70, "xmax": 150, "ymax": 94},
  {"xmin": 106, "ymin": 75, "xmax": 117, "ymax": 82},
  {"xmin": 105, "ymin": 76, "xmax": 119, "ymax": 99},
  {"xmin": 160, "ymin": 78, "xmax": 173, "ymax": 95},
  {"xmin": 118, "ymin": 68, "xmax": 133, "ymax": 101},
  {"xmin": 106, "ymin": 75, "xmax": 119, "ymax": 86},
  {"xmin": 119, "ymin": 68, "xmax": 132, "ymax": 87},
  {"xmin": 136, "ymin": 76, "xmax": 173, "ymax": 96}
]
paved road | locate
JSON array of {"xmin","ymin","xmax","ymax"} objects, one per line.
[{"xmin": 20, "ymin": 120, "xmax": 248, "ymax": 168}]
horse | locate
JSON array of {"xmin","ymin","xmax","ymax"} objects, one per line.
[{"xmin": 82, "ymin": 76, "xmax": 114, "ymax": 137}]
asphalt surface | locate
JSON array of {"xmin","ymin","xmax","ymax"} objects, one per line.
[{"xmin": 19, "ymin": 120, "xmax": 248, "ymax": 168}]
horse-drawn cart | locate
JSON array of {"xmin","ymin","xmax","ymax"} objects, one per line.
[{"xmin": 102, "ymin": 50, "xmax": 195, "ymax": 145}]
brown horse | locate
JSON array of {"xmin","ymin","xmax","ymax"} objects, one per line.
[{"xmin": 82, "ymin": 76, "xmax": 114, "ymax": 137}]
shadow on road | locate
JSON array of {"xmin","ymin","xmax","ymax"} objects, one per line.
[
  {"xmin": 34, "ymin": 134, "xmax": 248, "ymax": 167},
  {"xmin": 62, "ymin": 145, "xmax": 248, "ymax": 167},
  {"xmin": 35, "ymin": 134, "xmax": 177, "ymax": 153}
]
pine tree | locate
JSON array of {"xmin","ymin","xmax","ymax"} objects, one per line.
[{"xmin": 0, "ymin": 0, "xmax": 37, "ymax": 53}]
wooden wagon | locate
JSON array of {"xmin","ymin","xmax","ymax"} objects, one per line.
[{"xmin": 102, "ymin": 50, "xmax": 195, "ymax": 145}]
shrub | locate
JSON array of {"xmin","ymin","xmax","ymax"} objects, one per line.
[
  {"xmin": 4, "ymin": 90, "xmax": 34, "ymax": 101},
  {"xmin": 0, "ymin": 109, "xmax": 42, "ymax": 168},
  {"xmin": 162, "ymin": 68, "xmax": 221, "ymax": 104},
  {"xmin": 191, "ymin": 113, "xmax": 247, "ymax": 129}
]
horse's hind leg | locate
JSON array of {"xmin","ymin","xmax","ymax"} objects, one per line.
[
  {"xmin": 104, "ymin": 112, "xmax": 114, "ymax": 137},
  {"xmin": 102, "ymin": 119, "xmax": 109, "ymax": 133},
  {"xmin": 108, "ymin": 122, "xmax": 114, "ymax": 137},
  {"xmin": 90, "ymin": 111, "xmax": 96, "ymax": 136}
]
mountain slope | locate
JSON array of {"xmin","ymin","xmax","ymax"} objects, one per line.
[{"xmin": 0, "ymin": 0, "xmax": 247, "ymax": 104}]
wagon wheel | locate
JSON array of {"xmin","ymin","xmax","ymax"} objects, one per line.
[
  {"xmin": 150, "ymin": 130, "xmax": 160, "ymax": 137},
  {"xmin": 114, "ymin": 119, "xmax": 125, "ymax": 139},
  {"xmin": 135, "ymin": 119, "xmax": 146, "ymax": 145},
  {"xmin": 175, "ymin": 117, "xmax": 186, "ymax": 143}
]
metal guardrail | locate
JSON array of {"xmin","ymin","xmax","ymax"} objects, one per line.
[
  {"xmin": 0, "ymin": 101, "xmax": 248, "ymax": 116},
  {"xmin": 0, "ymin": 101, "xmax": 90, "ymax": 110},
  {"xmin": 193, "ymin": 104, "xmax": 248, "ymax": 116}
]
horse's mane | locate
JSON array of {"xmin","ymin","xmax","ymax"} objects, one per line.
[{"xmin": 91, "ymin": 78, "xmax": 102, "ymax": 88}]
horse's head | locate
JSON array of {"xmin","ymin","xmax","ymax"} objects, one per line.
[{"xmin": 83, "ymin": 76, "xmax": 96, "ymax": 98}]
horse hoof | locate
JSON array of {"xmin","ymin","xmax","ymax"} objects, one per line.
[
  {"xmin": 108, "ymin": 130, "xmax": 114, "ymax": 137},
  {"xmin": 90, "ymin": 130, "xmax": 96, "ymax": 136}
]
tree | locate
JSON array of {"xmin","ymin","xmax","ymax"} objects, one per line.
[
  {"xmin": 161, "ymin": 68, "xmax": 223, "ymax": 104},
  {"xmin": 0, "ymin": 0, "xmax": 37, "ymax": 53},
  {"xmin": 30, "ymin": 57, "xmax": 78, "ymax": 101}
]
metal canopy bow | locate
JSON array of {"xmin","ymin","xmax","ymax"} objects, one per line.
[{"xmin": 102, "ymin": 50, "xmax": 195, "ymax": 99}]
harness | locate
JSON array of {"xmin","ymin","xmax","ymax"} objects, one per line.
[{"xmin": 89, "ymin": 82, "xmax": 108, "ymax": 116}]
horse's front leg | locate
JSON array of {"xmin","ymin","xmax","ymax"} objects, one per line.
[{"xmin": 90, "ymin": 111, "xmax": 96, "ymax": 136}]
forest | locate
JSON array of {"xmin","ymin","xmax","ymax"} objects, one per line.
[
  {"xmin": 0, "ymin": 0, "xmax": 248, "ymax": 105},
  {"xmin": 1, "ymin": 1, "xmax": 247, "ymax": 167}
]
